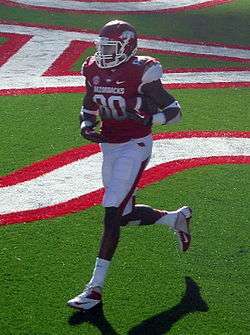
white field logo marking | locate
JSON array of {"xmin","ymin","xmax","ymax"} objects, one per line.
[
  {"xmin": 0, "ymin": 132, "xmax": 249, "ymax": 225},
  {"xmin": 1, "ymin": 0, "xmax": 234, "ymax": 14},
  {"xmin": 0, "ymin": 22, "xmax": 250, "ymax": 96}
]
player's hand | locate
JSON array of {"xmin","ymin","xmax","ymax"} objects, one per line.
[
  {"xmin": 126, "ymin": 111, "xmax": 152, "ymax": 126},
  {"xmin": 81, "ymin": 127, "xmax": 106, "ymax": 143},
  {"xmin": 126, "ymin": 95, "xmax": 156, "ymax": 126}
]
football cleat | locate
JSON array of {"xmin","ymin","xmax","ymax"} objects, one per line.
[
  {"xmin": 174, "ymin": 206, "xmax": 192, "ymax": 252},
  {"xmin": 67, "ymin": 286, "xmax": 102, "ymax": 312}
]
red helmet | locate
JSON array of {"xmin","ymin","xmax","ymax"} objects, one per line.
[{"xmin": 94, "ymin": 20, "xmax": 137, "ymax": 69}]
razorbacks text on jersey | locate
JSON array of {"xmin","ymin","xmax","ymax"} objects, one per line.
[{"xmin": 82, "ymin": 55, "xmax": 163, "ymax": 143}]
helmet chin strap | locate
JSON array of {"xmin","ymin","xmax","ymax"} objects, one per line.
[{"xmin": 128, "ymin": 47, "xmax": 137, "ymax": 59}]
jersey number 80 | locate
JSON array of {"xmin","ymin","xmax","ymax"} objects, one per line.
[{"xmin": 93, "ymin": 94, "xmax": 127, "ymax": 121}]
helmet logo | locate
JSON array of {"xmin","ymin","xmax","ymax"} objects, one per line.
[{"xmin": 120, "ymin": 30, "xmax": 135, "ymax": 40}]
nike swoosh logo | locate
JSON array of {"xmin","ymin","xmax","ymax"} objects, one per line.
[{"xmin": 116, "ymin": 80, "xmax": 125, "ymax": 84}]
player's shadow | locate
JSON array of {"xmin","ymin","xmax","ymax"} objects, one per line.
[
  {"xmin": 68, "ymin": 302, "xmax": 119, "ymax": 335},
  {"xmin": 128, "ymin": 276, "xmax": 209, "ymax": 335},
  {"xmin": 68, "ymin": 276, "xmax": 208, "ymax": 335}
]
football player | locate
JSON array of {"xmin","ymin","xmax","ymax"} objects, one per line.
[{"xmin": 67, "ymin": 20, "xmax": 192, "ymax": 312}]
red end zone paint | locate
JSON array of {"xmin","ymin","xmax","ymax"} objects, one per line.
[
  {"xmin": 0, "ymin": 143, "xmax": 100, "ymax": 187},
  {"xmin": 0, "ymin": 131, "xmax": 249, "ymax": 226},
  {"xmin": 44, "ymin": 41, "xmax": 92, "ymax": 77},
  {"xmin": 0, "ymin": 33, "xmax": 32, "ymax": 67},
  {"xmin": 1, "ymin": 155, "xmax": 249, "ymax": 226},
  {"xmin": 45, "ymin": 42, "xmax": 250, "ymax": 78},
  {"xmin": 44, "ymin": 39, "xmax": 250, "ymax": 78},
  {"xmin": 0, "ymin": 0, "xmax": 234, "ymax": 15},
  {"xmin": 0, "ymin": 21, "xmax": 250, "ymax": 96},
  {"xmin": 0, "ymin": 86, "xmax": 85, "ymax": 96},
  {"xmin": 2, "ymin": 130, "xmax": 249, "ymax": 187}
]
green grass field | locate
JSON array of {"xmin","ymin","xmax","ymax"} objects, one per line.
[{"xmin": 0, "ymin": 1, "xmax": 250, "ymax": 334}]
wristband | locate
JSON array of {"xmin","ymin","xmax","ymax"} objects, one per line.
[
  {"xmin": 152, "ymin": 113, "xmax": 166, "ymax": 125},
  {"xmin": 80, "ymin": 120, "xmax": 93, "ymax": 129}
]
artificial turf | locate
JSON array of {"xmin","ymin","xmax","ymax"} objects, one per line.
[
  {"xmin": 1, "ymin": 164, "xmax": 249, "ymax": 335},
  {"xmin": 1, "ymin": 88, "xmax": 250, "ymax": 176},
  {"xmin": 0, "ymin": 1, "xmax": 249, "ymax": 334}
]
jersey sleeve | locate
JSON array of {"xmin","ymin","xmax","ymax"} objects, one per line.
[
  {"xmin": 80, "ymin": 56, "xmax": 91, "ymax": 76},
  {"xmin": 80, "ymin": 63, "xmax": 85, "ymax": 76},
  {"xmin": 83, "ymin": 81, "xmax": 99, "ymax": 114},
  {"xmin": 141, "ymin": 61, "xmax": 163, "ymax": 84},
  {"xmin": 138, "ymin": 60, "xmax": 163, "ymax": 93}
]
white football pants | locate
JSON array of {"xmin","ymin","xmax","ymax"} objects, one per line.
[{"xmin": 100, "ymin": 134, "xmax": 153, "ymax": 215}]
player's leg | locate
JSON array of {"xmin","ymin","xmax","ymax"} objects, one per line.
[
  {"xmin": 120, "ymin": 197, "xmax": 165, "ymax": 226},
  {"xmin": 93, "ymin": 151, "xmax": 149, "ymax": 265},
  {"xmin": 67, "ymin": 137, "xmax": 151, "ymax": 311},
  {"xmin": 121, "ymin": 202, "xmax": 192, "ymax": 251},
  {"xmin": 66, "ymin": 205, "xmax": 121, "ymax": 311},
  {"xmin": 116, "ymin": 138, "xmax": 192, "ymax": 252}
]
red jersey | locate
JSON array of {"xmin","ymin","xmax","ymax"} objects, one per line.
[{"xmin": 82, "ymin": 55, "xmax": 163, "ymax": 143}]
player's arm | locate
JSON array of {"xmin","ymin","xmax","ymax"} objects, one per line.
[
  {"xmin": 141, "ymin": 79, "xmax": 182, "ymax": 125},
  {"xmin": 136, "ymin": 60, "xmax": 181, "ymax": 125},
  {"xmin": 80, "ymin": 88, "xmax": 106, "ymax": 143},
  {"xmin": 80, "ymin": 93, "xmax": 97, "ymax": 126},
  {"xmin": 80, "ymin": 59, "xmax": 106, "ymax": 143}
]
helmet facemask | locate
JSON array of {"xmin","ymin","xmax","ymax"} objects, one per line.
[{"xmin": 94, "ymin": 36, "xmax": 137, "ymax": 69}]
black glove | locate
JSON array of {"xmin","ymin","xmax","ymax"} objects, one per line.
[
  {"xmin": 126, "ymin": 95, "xmax": 157, "ymax": 126},
  {"xmin": 81, "ymin": 127, "xmax": 106, "ymax": 143}
]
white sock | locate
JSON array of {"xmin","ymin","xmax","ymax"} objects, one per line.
[
  {"xmin": 155, "ymin": 211, "xmax": 178, "ymax": 229},
  {"xmin": 88, "ymin": 257, "xmax": 110, "ymax": 288}
]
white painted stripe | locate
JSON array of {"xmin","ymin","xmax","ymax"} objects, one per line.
[
  {"xmin": 1, "ymin": 24, "xmax": 250, "ymax": 61},
  {"xmin": 0, "ymin": 71, "xmax": 250, "ymax": 91},
  {"xmin": 8, "ymin": 0, "xmax": 220, "ymax": 12},
  {"xmin": 0, "ymin": 24, "xmax": 98, "ymax": 41},
  {"xmin": 0, "ymin": 23, "xmax": 250, "ymax": 91},
  {"xmin": 0, "ymin": 75, "xmax": 84, "ymax": 90},
  {"xmin": 0, "ymin": 152, "xmax": 103, "ymax": 214},
  {"xmin": 148, "ymin": 137, "xmax": 250, "ymax": 169},
  {"xmin": 0, "ymin": 36, "xmax": 71, "ymax": 77},
  {"xmin": 139, "ymin": 39, "xmax": 250, "ymax": 60},
  {"xmin": 161, "ymin": 71, "xmax": 250, "ymax": 84},
  {"xmin": 0, "ymin": 137, "xmax": 249, "ymax": 214}
]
